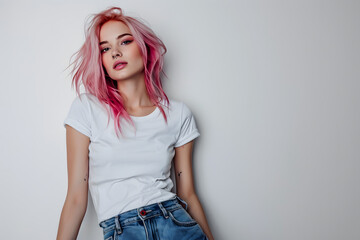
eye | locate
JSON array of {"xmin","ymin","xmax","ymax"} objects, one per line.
[
  {"xmin": 101, "ymin": 47, "xmax": 109, "ymax": 53},
  {"xmin": 121, "ymin": 40, "xmax": 133, "ymax": 45}
]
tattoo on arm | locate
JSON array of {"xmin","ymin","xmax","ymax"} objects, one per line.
[
  {"xmin": 84, "ymin": 174, "xmax": 88, "ymax": 182},
  {"xmin": 177, "ymin": 171, "xmax": 182, "ymax": 177}
]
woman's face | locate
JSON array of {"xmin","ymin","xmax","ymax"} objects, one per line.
[{"xmin": 99, "ymin": 20, "xmax": 144, "ymax": 81}]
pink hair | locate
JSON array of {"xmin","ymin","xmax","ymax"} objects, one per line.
[{"xmin": 66, "ymin": 6, "xmax": 169, "ymax": 138}]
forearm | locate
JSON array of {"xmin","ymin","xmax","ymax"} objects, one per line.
[
  {"xmin": 56, "ymin": 198, "xmax": 87, "ymax": 240},
  {"xmin": 179, "ymin": 193, "xmax": 215, "ymax": 240}
]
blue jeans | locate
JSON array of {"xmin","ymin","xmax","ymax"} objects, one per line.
[{"xmin": 99, "ymin": 195, "xmax": 208, "ymax": 240}]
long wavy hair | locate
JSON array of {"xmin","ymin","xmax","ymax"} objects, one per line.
[{"xmin": 66, "ymin": 6, "xmax": 169, "ymax": 138}]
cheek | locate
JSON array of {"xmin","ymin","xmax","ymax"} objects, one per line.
[
  {"xmin": 102, "ymin": 55, "xmax": 112, "ymax": 71},
  {"xmin": 129, "ymin": 44, "xmax": 143, "ymax": 60},
  {"xmin": 132, "ymin": 49, "xmax": 144, "ymax": 66}
]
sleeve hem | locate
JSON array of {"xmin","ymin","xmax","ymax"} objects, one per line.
[
  {"xmin": 174, "ymin": 131, "xmax": 200, "ymax": 148},
  {"xmin": 64, "ymin": 119, "xmax": 91, "ymax": 138}
]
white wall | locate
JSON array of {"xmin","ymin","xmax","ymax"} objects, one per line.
[{"xmin": 0, "ymin": 0, "xmax": 359, "ymax": 239}]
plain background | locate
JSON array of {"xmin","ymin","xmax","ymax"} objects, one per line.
[{"xmin": 0, "ymin": 0, "xmax": 359, "ymax": 239}]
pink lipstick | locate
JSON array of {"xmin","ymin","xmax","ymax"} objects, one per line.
[{"xmin": 113, "ymin": 60, "xmax": 127, "ymax": 70}]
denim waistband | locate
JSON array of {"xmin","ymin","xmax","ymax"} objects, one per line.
[{"xmin": 99, "ymin": 195, "xmax": 188, "ymax": 234}]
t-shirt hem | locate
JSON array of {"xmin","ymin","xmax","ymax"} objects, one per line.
[
  {"xmin": 64, "ymin": 119, "xmax": 91, "ymax": 138},
  {"xmin": 97, "ymin": 193, "xmax": 177, "ymax": 225},
  {"xmin": 174, "ymin": 131, "xmax": 200, "ymax": 148}
]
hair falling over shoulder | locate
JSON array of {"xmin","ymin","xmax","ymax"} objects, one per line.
[{"xmin": 65, "ymin": 6, "xmax": 169, "ymax": 138}]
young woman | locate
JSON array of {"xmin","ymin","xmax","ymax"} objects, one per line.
[{"xmin": 57, "ymin": 6, "xmax": 214, "ymax": 240}]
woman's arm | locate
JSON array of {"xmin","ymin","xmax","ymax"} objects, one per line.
[
  {"xmin": 56, "ymin": 125, "xmax": 90, "ymax": 240},
  {"xmin": 174, "ymin": 140, "xmax": 215, "ymax": 240}
]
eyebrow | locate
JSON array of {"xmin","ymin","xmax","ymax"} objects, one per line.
[{"xmin": 99, "ymin": 33, "xmax": 132, "ymax": 46}]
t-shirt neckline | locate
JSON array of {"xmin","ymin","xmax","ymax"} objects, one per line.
[{"xmin": 129, "ymin": 106, "xmax": 160, "ymax": 121}]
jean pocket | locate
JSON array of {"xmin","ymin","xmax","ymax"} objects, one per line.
[
  {"xmin": 168, "ymin": 207, "xmax": 198, "ymax": 227},
  {"xmin": 175, "ymin": 195, "xmax": 188, "ymax": 210}
]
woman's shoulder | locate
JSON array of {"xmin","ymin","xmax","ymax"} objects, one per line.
[
  {"xmin": 167, "ymin": 98, "xmax": 182, "ymax": 107},
  {"xmin": 79, "ymin": 92, "xmax": 97, "ymax": 101},
  {"xmin": 76, "ymin": 92, "xmax": 104, "ymax": 108},
  {"xmin": 69, "ymin": 93, "xmax": 108, "ymax": 115},
  {"xmin": 166, "ymin": 98, "xmax": 196, "ymax": 117},
  {"xmin": 166, "ymin": 98, "xmax": 186, "ymax": 111}
]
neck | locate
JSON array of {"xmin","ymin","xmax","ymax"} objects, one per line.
[{"xmin": 116, "ymin": 72, "xmax": 153, "ymax": 109}]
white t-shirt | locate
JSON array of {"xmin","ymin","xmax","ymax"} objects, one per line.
[{"xmin": 63, "ymin": 93, "xmax": 200, "ymax": 224}]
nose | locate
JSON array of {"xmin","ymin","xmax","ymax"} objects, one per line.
[{"xmin": 112, "ymin": 48, "xmax": 123, "ymax": 59}]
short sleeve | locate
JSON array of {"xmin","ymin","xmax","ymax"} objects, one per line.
[
  {"xmin": 174, "ymin": 102, "xmax": 200, "ymax": 148},
  {"xmin": 63, "ymin": 94, "xmax": 92, "ymax": 138}
]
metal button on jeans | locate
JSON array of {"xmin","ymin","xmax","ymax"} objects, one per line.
[{"xmin": 100, "ymin": 197, "xmax": 208, "ymax": 239}]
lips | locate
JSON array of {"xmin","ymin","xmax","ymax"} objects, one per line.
[{"xmin": 113, "ymin": 60, "xmax": 127, "ymax": 69}]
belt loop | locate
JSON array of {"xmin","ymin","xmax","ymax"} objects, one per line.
[
  {"xmin": 115, "ymin": 215, "xmax": 122, "ymax": 235},
  {"xmin": 176, "ymin": 195, "xmax": 188, "ymax": 210},
  {"xmin": 158, "ymin": 202, "xmax": 169, "ymax": 218}
]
